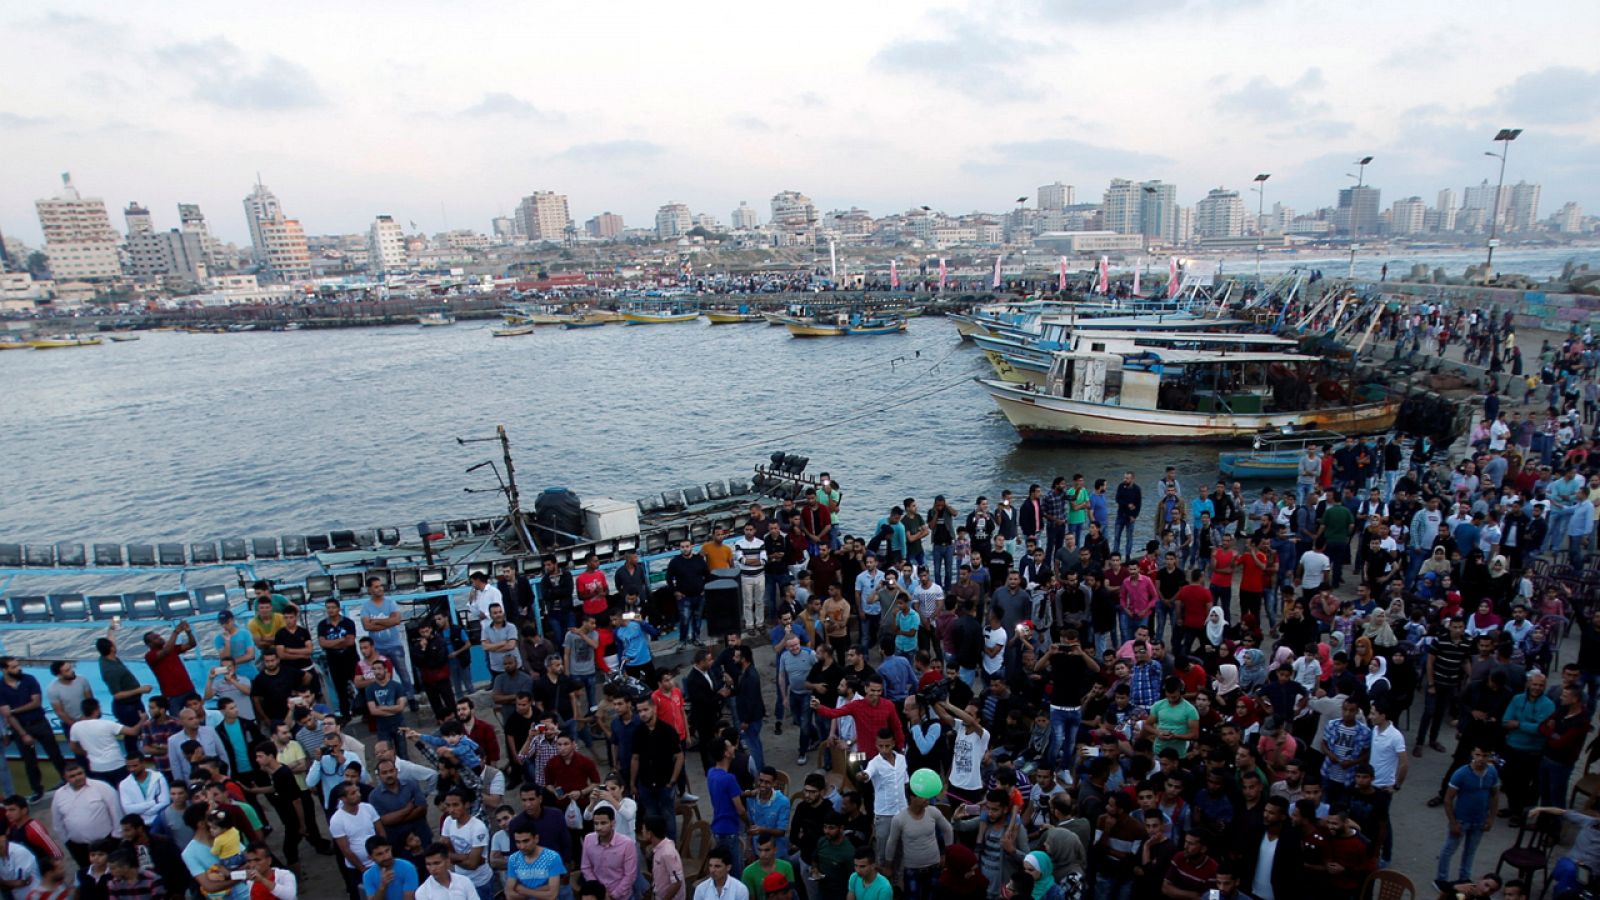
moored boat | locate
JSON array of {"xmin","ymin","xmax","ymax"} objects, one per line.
[
  {"xmin": 984, "ymin": 348, "xmax": 1400, "ymax": 444},
  {"xmin": 621, "ymin": 305, "xmax": 698, "ymax": 325},
  {"xmin": 704, "ymin": 310, "xmax": 764, "ymax": 324},
  {"xmin": 491, "ymin": 324, "xmax": 536, "ymax": 337},
  {"xmin": 106, "ymin": 333, "xmax": 141, "ymax": 342},
  {"xmin": 1218, "ymin": 428, "xmax": 1347, "ymax": 478},
  {"xmin": 28, "ymin": 334, "xmax": 104, "ymax": 349},
  {"xmin": 561, "ymin": 317, "xmax": 606, "ymax": 329},
  {"xmin": 418, "ymin": 312, "xmax": 455, "ymax": 327}
]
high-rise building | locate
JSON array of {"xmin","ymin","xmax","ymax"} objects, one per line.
[
  {"xmin": 1174, "ymin": 206, "xmax": 1194, "ymax": 244},
  {"xmin": 1435, "ymin": 189, "xmax": 1458, "ymax": 233},
  {"xmin": 1336, "ymin": 185, "xmax": 1381, "ymax": 236},
  {"xmin": 1462, "ymin": 179, "xmax": 1506, "ymax": 232},
  {"xmin": 1508, "ymin": 181, "xmax": 1541, "ymax": 231},
  {"xmin": 585, "ymin": 212, "xmax": 624, "ymax": 239},
  {"xmin": 1390, "ymin": 197, "xmax": 1427, "ymax": 235},
  {"xmin": 1194, "ymin": 187, "xmax": 1245, "ymax": 239},
  {"xmin": 1101, "ymin": 179, "xmax": 1140, "ymax": 235},
  {"xmin": 692, "ymin": 213, "xmax": 721, "ymax": 231},
  {"xmin": 35, "ymin": 173, "xmax": 122, "ymax": 280},
  {"xmin": 513, "ymin": 191, "xmax": 571, "ymax": 241},
  {"xmin": 1138, "ymin": 180, "xmax": 1177, "ymax": 243},
  {"xmin": 491, "ymin": 216, "xmax": 515, "ymax": 238},
  {"xmin": 176, "ymin": 203, "xmax": 228, "ymax": 268},
  {"xmin": 655, "ymin": 203, "xmax": 692, "ymax": 240},
  {"xmin": 1263, "ymin": 202, "xmax": 1294, "ymax": 236},
  {"xmin": 257, "ymin": 219, "xmax": 311, "ymax": 282},
  {"xmin": 242, "ymin": 180, "xmax": 284, "ymax": 266},
  {"xmin": 127, "ymin": 228, "xmax": 208, "ymax": 284},
  {"xmin": 770, "ymin": 191, "xmax": 818, "ymax": 229},
  {"xmin": 731, "ymin": 201, "xmax": 760, "ymax": 230},
  {"xmin": 1038, "ymin": 182, "xmax": 1073, "ymax": 211},
  {"xmin": 1554, "ymin": 202, "xmax": 1583, "ymax": 234},
  {"xmin": 124, "ymin": 202, "xmax": 153, "ymax": 238},
  {"xmin": 367, "ymin": 215, "xmax": 407, "ymax": 275}
]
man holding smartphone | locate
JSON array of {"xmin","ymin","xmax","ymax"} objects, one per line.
[{"xmin": 1036, "ymin": 629, "xmax": 1099, "ymax": 770}]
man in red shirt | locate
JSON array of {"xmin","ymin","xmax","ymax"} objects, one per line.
[
  {"xmin": 542, "ymin": 733, "xmax": 600, "ymax": 804},
  {"xmin": 1208, "ymin": 535, "xmax": 1241, "ymax": 620},
  {"xmin": 1236, "ymin": 535, "xmax": 1271, "ymax": 627},
  {"xmin": 1173, "ymin": 570, "xmax": 1214, "ymax": 660},
  {"xmin": 142, "ymin": 622, "xmax": 198, "ymax": 704},
  {"xmin": 1322, "ymin": 806, "xmax": 1376, "ymax": 896},
  {"xmin": 1162, "ymin": 832, "xmax": 1219, "ymax": 898},
  {"xmin": 576, "ymin": 553, "xmax": 610, "ymax": 619},
  {"xmin": 810, "ymin": 676, "xmax": 904, "ymax": 757}
]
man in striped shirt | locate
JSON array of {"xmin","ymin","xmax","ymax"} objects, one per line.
[
  {"xmin": 3, "ymin": 795, "xmax": 63, "ymax": 866},
  {"xmin": 1417, "ymin": 619, "xmax": 1470, "ymax": 755}
]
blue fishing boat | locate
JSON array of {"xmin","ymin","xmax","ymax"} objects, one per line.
[{"xmin": 1218, "ymin": 428, "xmax": 1346, "ymax": 478}]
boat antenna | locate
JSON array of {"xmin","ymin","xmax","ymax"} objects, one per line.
[{"xmin": 456, "ymin": 427, "xmax": 531, "ymax": 552}]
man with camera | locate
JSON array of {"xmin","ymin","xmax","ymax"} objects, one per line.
[{"xmin": 1033, "ymin": 628, "xmax": 1099, "ymax": 771}]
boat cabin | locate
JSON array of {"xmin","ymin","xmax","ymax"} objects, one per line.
[{"xmin": 1043, "ymin": 348, "xmax": 1327, "ymax": 415}]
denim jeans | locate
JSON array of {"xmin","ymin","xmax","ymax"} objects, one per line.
[
  {"xmin": 859, "ymin": 613, "xmax": 880, "ymax": 652},
  {"xmin": 1114, "ymin": 516, "xmax": 1137, "ymax": 560},
  {"xmin": 572, "ymin": 673, "xmax": 598, "ymax": 714},
  {"xmin": 931, "ymin": 544, "xmax": 954, "ymax": 588},
  {"xmin": 788, "ymin": 692, "xmax": 816, "ymax": 754},
  {"xmin": 764, "ymin": 574, "xmax": 789, "ymax": 624},
  {"xmin": 637, "ymin": 785, "xmax": 678, "ymax": 841},
  {"xmin": 1539, "ymin": 757, "xmax": 1575, "ymax": 808},
  {"xmin": 1068, "ymin": 522, "xmax": 1084, "ymax": 546},
  {"xmin": 1049, "ymin": 705, "xmax": 1082, "ymax": 771},
  {"xmin": 678, "ymin": 594, "xmax": 703, "ymax": 643},
  {"xmin": 1153, "ymin": 602, "xmax": 1174, "ymax": 645},
  {"xmin": 1209, "ymin": 583, "xmax": 1232, "ymax": 620},
  {"xmin": 1262, "ymin": 584, "xmax": 1281, "ymax": 629},
  {"xmin": 713, "ymin": 832, "xmax": 743, "ymax": 874},
  {"xmin": 1046, "ymin": 523, "xmax": 1066, "ymax": 563},
  {"xmin": 741, "ymin": 718, "xmax": 765, "ymax": 772},
  {"xmin": 1570, "ymin": 533, "xmax": 1591, "ymax": 568},
  {"xmin": 448, "ymin": 656, "xmax": 475, "ymax": 698},
  {"xmin": 1547, "ymin": 507, "xmax": 1574, "ymax": 552},
  {"xmin": 1436, "ymin": 821, "xmax": 1485, "ymax": 881},
  {"xmin": 1117, "ymin": 612, "xmax": 1147, "ymax": 646}
]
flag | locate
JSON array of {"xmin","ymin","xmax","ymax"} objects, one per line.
[
  {"xmin": 1058, "ymin": 256, "xmax": 1067, "ymax": 291},
  {"xmin": 890, "ymin": 259, "xmax": 899, "ymax": 289},
  {"xmin": 1097, "ymin": 256, "xmax": 1109, "ymax": 295},
  {"xmin": 1132, "ymin": 261, "xmax": 1141, "ymax": 296},
  {"xmin": 1167, "ymin": 257, "xmax": 1180, "ymax": 298},
  {"xmin": 992, "ymin": 254, "xmax": 1004, "ymax": 289},
  {"xmin": 938, "ymin": 258, "xmax": 947, "ymax": 290}
]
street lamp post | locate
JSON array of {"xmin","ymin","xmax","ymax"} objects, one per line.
[
  {"xmin": 1251, "ymin": 173, "xmax": 1271, "ymax": 283},
  {"xmin": 1346, "ymin": 156, "xmax": 1373, "ymax": 278},
  {"xmin": 1484, "ymin": 128, "xmax": 1522, "ymax": 277}
]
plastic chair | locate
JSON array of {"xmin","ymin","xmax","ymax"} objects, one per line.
[
  {"xmin": 1570, "ymin": 735, "xmax": 1600, "ymax": 810},
  {"xmin": 679, "ymin": 820, "xmax": 712, "ymax": 881},
  {"xmin": 1494, "ymin": 811, "xmax": 1560, "ymax": 894},
  {"xmin": 1359, "ymin": 869, "xmax": 1415, "ymax": 900}
]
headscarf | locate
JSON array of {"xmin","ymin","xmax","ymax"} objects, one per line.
[
  {"xmin": 1490, "ymin": 554, "xmax": 1510, "ymax": 577},
  {"xmin": 1205, "ymin": 606, "xmax": 1227, "ymax": 646},
  {"xmin": 1214, "ymin": 664, "xmax": 1240, "ymax": 695},
  {"xmin": 1364, "ymin": 655, "xmax": 1388, "ymax": 691},
  {"xmin": 1023, "ymin": 852, "xmax": 1054, "ymax": 900},
  {"xmin": 1362, "ymin": 610, "xmax": 1396, "ymax": 646},
  {"xmin": 941, "ymin": 845, "xmax": 988, "ymax": 895},
  {"xmin": 1272, "ymin": 645, "xmax": 1294, "ymax": 669},
  {"xmin": 1316, "ymin": 641, "xmax": 1334, "ymax": 682},
  {"xmin": 1238, "ymin": 648, "xmax": 1268, "ymax": 691}
]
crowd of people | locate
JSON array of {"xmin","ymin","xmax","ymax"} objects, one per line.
[{"xmin": 1, "ymin": 398, "xmax": 1599, "ymax": 900}]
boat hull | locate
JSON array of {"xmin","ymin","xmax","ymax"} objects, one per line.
[
  {"xmin": 622, "ymin": 312, "xmax": 698, "ymax": 324},
  {"xmin": 561, "ymin": 320, "xmax": 606, "ymax": 329},
  {"xmin": 980, "ymin": 349, "xmax": 1047, "ymax": 383},
  {"xmin": 29, "ymin": 338, "xmax": 103, "ymax": 348},
  {"xmin": 704, "ymin": 312, "xmax": 763, "ymax": 324},
  {"xmin": 786, "ymin": 322, "xmax": 846, "ymax": 337},
  {"xmin": 492, "ymin": 325, "xmax": 536, "ymax": 337},
  {"xmin": 1216, "ymin": 455, "xmax": 1302, "ymax": 479},
  {"xmin": 984, "ymin": 380, "xmax": 1401, "ymax": 444}
]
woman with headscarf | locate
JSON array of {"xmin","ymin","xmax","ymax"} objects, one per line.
[
  {"xmin": 1364, "ymin": 655, "xmax": 1391, "ymax": 711},
  {"xmin": 1385, "ymin": 646, "xmax": 1418, "ymax": 720},
  {"xmin": 1465, "ymin": 600, "xmax": 1503, "ymax": 637},
  {"xmin": 1237, "ymin": 647, "xmax": 1268, "ymax": 693},
  {"xmin": 1352, "ymin": 634, "xmax": 1375, "ymax": 674},
  {"xmin": 1418, "ymin": 546, "xmax": 1452, "ymax": 583},
  {"xmin": 1204, "ymin": 605, "xmax": 1227, "ymax": 647},
  {"xmin": 1519, "ymin": 626, "xmax": 1553, "ymax": 673},
  {"xmin": 1485, "ymin": 555, "xmax": 1516, "ymax": 615},
  {"xmin": 1231, "ymin": 694, "xmax": 1263, "ymax": 738},
  {"xmin": 936, "ymin": 845, "xmax": 990, "ymax": 900},
  {"xmin": 1212, "ymin": 663, "xmax": 1241, "ymax": 707},
  {"xmin": 1020, "ymin": 852, "xmax": 1064, "ymax": 900},
  {"xmin": 1362, "ymin": 608, "xmax": 1398, "ymax": 654},
  {"xmin": 1459, "ymin": 549, "xmax": 1491, "ymax": 607}
]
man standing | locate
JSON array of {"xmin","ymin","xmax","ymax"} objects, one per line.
[
  {"xmin": 142, "ymin": 622, "xmax": 198, "ymax": 706},
  {"xmin": 735, "ymin": 523, "xmax": 769, "ymax": 635},
  {"xmin": 116, "ymin": 753, "xmax": 170, "ymax": 829},
  {"xmin": 0, "ymin": 656, "xmax": 68, "ymax": 803},
  {"xmin": 1500, "ymin": 673, "xmax": 1554, "ymax": 822},
  {"xmin": 256, "ymin": 740, "xmax": 331, "ymax": 864},
  {"xmin": 580, "ymin": 805, "xmax": 636, "ymax": 900},
  {"xmin": 1114, "ymin": 472, "xmax": 1142, "ymax": 561},
  {"xmin": 538, "ymin": 555, "xmax": 577, "ymax": 645},
  {"xmin": 666, "ymin": 541, "xmax": 710, "ymax": 650},
  {"xmin": 1538, "ymin": 684, "xmax": 1592, "ymax": 808},
  {"xmin": 68, "ymin": 699, "xmax": 144, "ymax": 785},
  {"xmin": 1418, "ymin": 618, "xmax": 1471, "ymax": 755},
  {"xmin": 361, "ymin": 838, "xmax": 420, "ymax": 900},
  {"xmin": 708, "ymin": 737, "xmax": 749, "ymax": 872},
  {"xmin": 465, "ymin": 573, "xmax": 503, "ymax": 627},
  {"xmin": 1436, "ymin": 744, "xmax": 1499, "ymax": 884},
  {"xmin": 50, "ymin": 763, "xmax": 122, "ymax": 867},
  {"xmin": 639, "ymin": 817, "xmax": 684, "ymax": 900},
  {"xmin": 503, "ymin": 825, "xmax": 564, "ymax": 900},
  {"xmin": 856, "ymin": 729, "xmax": 908, "ymax": 864},
  {"xmin": 733, "ymin": 646, "xmax": 767, "ymax": 772},
  {"xmin": 1319, "ymin": 698, "xmax": 1372, "ymax": 805},
  {"xmin": 318, "ymin": 599, "xmax": 361, "ymax": 721},
  {"xmin": 632, "ymin": 697, "xmax": 684, "ymax": 840},
  {"xmin": 419, "ymin": 840, "xmax": 479, "ymax": 900},
  {"xmin": 778, "ymin": 637, "xmax": 818, "ymax": 766},
  {"xmin": 1366, "ymin": 704, "xmax": 1408, "ymax": 867},
  {"xmin": 97, "ymin": 629, "xmax": 152, "ymax": 754},
  {"xmin": 360, "ymin": 578, "xmax": 412, "ymax": 695}
]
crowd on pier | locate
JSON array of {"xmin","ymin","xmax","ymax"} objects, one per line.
[{"xmin": 3, "ymin": 325, "xmax": 1600, "ymax": 900}]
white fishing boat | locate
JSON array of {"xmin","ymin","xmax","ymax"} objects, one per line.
[
  {"xmin": 418, "ymin": 311, "xmax": 455, "ymax": 327},
  {"xmin": 491, "ymin": 324, "xmax": 536, "ymax": 337},
  {"xmin": 983, "ymin": 347, "xmax": 1400, "ymax": 444}
]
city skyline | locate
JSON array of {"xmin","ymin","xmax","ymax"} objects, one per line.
[{"xmin": 3, "ymin": 1, "xmax": 1599, "ymax": 245}]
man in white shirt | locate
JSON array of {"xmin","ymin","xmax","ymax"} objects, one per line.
[
  {"xmin": 117, "ymin": 753, "xmax": 171, "ymax": 827},
  {"xmin": 418, "ymin": 841, "xmax": 479, "ymax": 900},
  {"xmin": 734, "ymin": 523, "xmax": 769, "ymax": 634},
  {"xmin": 330, "ymin": 783, "xmax": 384, "ymax": 876},
  {"xmin": 440, "ymin": 790, "xmax": 492, "ymax": 899},
  {"xmin": 50, "ymin": 763, "xmax": 123, "ymax": 863},
  {"xmin": 0, "ymin": 830, "xmax": 40, "ymax": 898},
  {"xmin": 243, "ymin": 842, "xmax": 296, "ymax": 900},
  {"xmin": 68, "ymin": 699, "xmax": 145, "ymax": 785},
  {"xmin": 466, "ymin": 573, "xmax": 503, "ymax": 626},
  {"xmin": 856, "ymin": 729, "xmax": 908, "ymax": 864},
  {"xmin": 692, "ymin": 847, "xmax": 750, "ymax": 900},
  {"xmin": 1366, "ymin": 704, "xmax": 1408, "ymax": 867},
  {"xmin": 1295, "ymin": 541, "xmax": 1331, "ymax": 602}
]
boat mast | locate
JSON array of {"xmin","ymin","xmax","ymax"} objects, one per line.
[{"xmin": 497, "ymin": 425, "xmax": 531, "ymax": 552}]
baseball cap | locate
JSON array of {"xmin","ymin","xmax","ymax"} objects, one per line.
[{"xmin": 217, "ymin": 610, "xmax": 234, "ymax": 622}]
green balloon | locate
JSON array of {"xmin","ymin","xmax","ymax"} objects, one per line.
[{"xmin": 910, "ymin": 768, "xmax": 943, "ymax": 798}]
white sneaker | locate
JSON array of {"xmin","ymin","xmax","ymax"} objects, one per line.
[{"xmin": 682, "ymin": 792, "xmax": 699, "ymax": 803}]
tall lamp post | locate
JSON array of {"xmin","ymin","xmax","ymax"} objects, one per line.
[
  {"xmin": 1251, "ymin": 173, "xmax": 1271, "ymax": 283},
  {"xmin": 1346, "ymin": 155, "xmax": 1373, "ymax": 278},
  {"xmin": 1484, "ymin": 128, "xmax": 1522, "ymax": 276}
]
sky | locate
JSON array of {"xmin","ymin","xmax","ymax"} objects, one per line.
[{"xmin": 4, "ymin": 0, "xmax": 1600, "ymax": 246}]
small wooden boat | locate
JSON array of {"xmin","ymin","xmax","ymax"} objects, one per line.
[
  {"xmin": 492, "ymin": 324, "xmax": 536, "ymax": 337},
  {"xmin": 1219, "ymin": 429, "xmax": 1346, "ymax": 478},
  {"xmin": 622, "ymin": 309, "xmax": 698, "ymax": 325},
  {"xmin": 0, "ymin": 337, "xmax": 31, "ymax": 350},
  {"xmin": 107, "ymin": 333, "xmax": 142, "ymax": 342},
  {"xmin": 561, "ymin": 318, "xmax": 606, "ymax": 330},
  {"xmin": 417, "ymin": 312, "xmax": 455, "ymax": 327},
  {"xmin": 704, "ymin": 310, "xmax": 764, "ymax": 324},
  {"xmin": 29, "ymin": 335, "xmax": 104, "ymax": 349},
  {"xmin": 786, "ymin": 316, "xmax": 908, "ymax": 337}
]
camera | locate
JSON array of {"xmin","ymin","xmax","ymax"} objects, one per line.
[{"xmin": 916, "ymin": 679, "xmax": 950, "ymax": 707}]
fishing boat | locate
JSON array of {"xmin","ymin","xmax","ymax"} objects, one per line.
[
  {"xmin": 983, "ymin": 347, "xmax": 1400, "ymax": 444},
  {"xmin": 491, "ymin": 324, "xmax": 536, "ymax": 337},
  {"xmin": 28, "ymin": 334, "xmax": 104, "ymax": 349},
  {"xmin": 106, "ymin": 333, "xmax": 141, "ymax": 342},
  {"xmin": 561, "ymin": 317, "xmax": 606, "ymax": 330},
  {"xmin": 1219, "ymin": 429, "xmax": 1346, "ymax": 478},
  {"xmin": 417, "ymin": 311, "xmax": 455, "ymax": 327},
  {"xmin": 786, "ymin": 313, "xmax": 908, "ymax": 337},
  {"xmin": 621, "ymin": 304, "xmax": 698, "ymax": 325},
  {"xmin": 975, "ymin": 328, "xmax": 1300, "ymax": 384},
  {"xmin": 704, "ymin": 309, "xmax": 764, "ymax": 324},
  {"xmin": 0, "ymin": 336, "xmax": 30, "ymax": 350}
]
